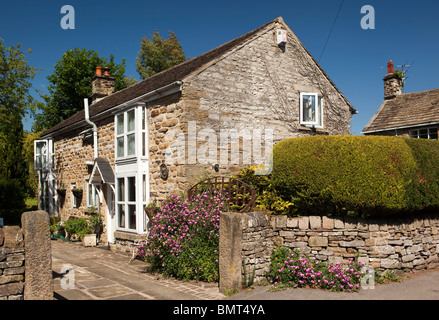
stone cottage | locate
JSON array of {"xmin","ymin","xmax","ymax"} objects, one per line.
[
  {"xmin": 362, "ymin": 60, "xmax": 439, "ymax": 139},
  {"xmin": 35, "ymin": 17, "xmax": 356, "ymax": 247}
]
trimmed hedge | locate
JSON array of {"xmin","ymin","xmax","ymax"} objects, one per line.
[{"xmin": 271, "ymin": 135, "xmax": 439, "ymax": 217}]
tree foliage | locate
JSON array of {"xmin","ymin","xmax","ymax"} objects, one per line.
[
  {"xmin": 22, "ymin": 130, "xmax": 40, "ymax": 196},
  {"xmin": 33, "ymin": 48, "xmax": 130, "ymax": 131},
  {"xmin": 136, "ymin": 30, "xmax": 186, "ymax": 79},
  {"xmin": 0, "ymin": 38, "xmax": 37, "ymax": 192}
]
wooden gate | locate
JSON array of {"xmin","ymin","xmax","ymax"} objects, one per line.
[{"xmin": 188, "ymin": 176, "xmax": 256, "ymax": 212}]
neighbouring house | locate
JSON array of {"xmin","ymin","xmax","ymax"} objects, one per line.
[
  {"xmin": 34, "ymin": 17, "xmax": 356, "ymax": 249},
  {"xmin": 362, "ymin": 60, "xmax": 439, "ymax": 139}
]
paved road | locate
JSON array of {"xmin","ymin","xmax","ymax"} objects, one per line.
[
  {"xmin": 51, "ymin": 239, "xmax": 439, "ymax": 300},
  {"xmin": 227, "ymin": 269, "xmax": 439, "ymax": 300}
]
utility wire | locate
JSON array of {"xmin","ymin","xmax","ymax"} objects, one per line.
[{"xmin": 318, "ymin": 0, "xmax": 344, "ymax": 63}]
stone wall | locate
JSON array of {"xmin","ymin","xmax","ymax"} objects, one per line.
[
  {"xmin": 146, "ymin": 92, "xmax": 189, "ymax": 202},
  {"xmin": 220, "ymin": 212, "xmax": 439, "ymax": 289},
  {"xmin": 54, "ymin": 116, "xmax": 114, "ymax": 244},
  {"xmin": 0, "ymin": 226, "xmax": 25, "ymax": 300},
  {"xmin": 185, "ymin": 20, "xmax": 353, "ymax": 146},
  {"xmin": 0, "ymin": 211, "xmax": 53, "ymax": 300}
]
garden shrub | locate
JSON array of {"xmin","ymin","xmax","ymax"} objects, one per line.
[
  {"xmin": 231, "ymin": 165, "xmax": 297, "ymax": 215},
  {"xmin": 269, "ymin": 135, "xmax": 439, "ymax": 217},
  {"xmin": 63, "ymin": 217, "xmax": 90, "ymax": 239},
  {"xmin": 265, "ymin": 246, "xmax": 364, "ymax": 292},
  {"xmin": 233, "ymin": 136, "xmax": 439, "ymax": 217},
  {"xmin": 404, "ymin": 138, "xmax": 439, "ymax": 211},
  {"xmin": 0, "ymin": 179, "xmax": 26, "ymax": 226},
  {"xmin": 136, "ymin": 190, "xmax": 227, "ymax": 282}
]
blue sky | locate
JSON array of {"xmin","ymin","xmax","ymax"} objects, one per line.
[{"xmin": 1, "ymin": 0, "xmax": 438, "ymax": 135}]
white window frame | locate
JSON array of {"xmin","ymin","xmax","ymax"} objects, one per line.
[
  {"xmin": 71, "ymin": 183, "xmax": 77, "ymax": 208},
  {"xmin": 114, "ymin": 105, "xmax": 150, "ymax": 235},
  {"xmin": 300, "ymin": 93, "xmax": 324, "ymax": 128},
  {"xmin": 34, "ymin": 140, "xmax": 48, "ymax": 170},
  {"xmin": 115, "ymin": 108, "xmax": 137, "ymax": 159},
  {"xmin": 87, "ymin": 183, "xmax": 100, "ymax": 208},
  {"xmin": 116, "ymin": 175, "xmax": 137, "ymax": 232},
  {"xmin": 409, "ymin": 127, "xmax": 438, "ymax": 140}
]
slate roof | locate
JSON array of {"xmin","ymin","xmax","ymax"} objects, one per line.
[
  {"xmin": 362, "ymin": 88, "xmax": 439, "ymax": 133},
  {"xmin": 42, "ymin": 17, "xmax": 354, "ymax": 138},
  {"xmin": 89, "ymin": 158, "xmax": 115, "ymax": 185}
]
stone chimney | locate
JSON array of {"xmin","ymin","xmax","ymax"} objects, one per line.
[
  {"xmin": 383, "ymin": 60, "xmax": 403, "ymax": 100},
  {"xmin": 90, "ymin": 66, "xmax": 115, "ymax": 104}
]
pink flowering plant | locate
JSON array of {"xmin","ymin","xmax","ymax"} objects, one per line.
[
  {"xmin": 136, "ymin": 189, "xmax": 228, "ymax": 282},
  {"xmin": 265, "ymin": 246, "xmax": 365, "ymax": 292}
]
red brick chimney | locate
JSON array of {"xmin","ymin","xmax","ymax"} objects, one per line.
[
  {"xmin": 387, "ymin": 60, "xmax": 394, "ymax": 74},
  {"xmin": 383, "ymin": 60, "xmax": 402, "ymax": 100},
  {"xmin": 90, "ymin": 66, "xmax": 115, "ymax": 104}
]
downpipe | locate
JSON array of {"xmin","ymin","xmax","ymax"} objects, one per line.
[{"xmin": 84, "ymin": 98, "xmax": 98, "ymax": 160}]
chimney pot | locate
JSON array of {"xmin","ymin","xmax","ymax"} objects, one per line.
[
  {"xmin": 95, "ymin": 66, "xmax": 102, "ymax": 76},
  {"xmin": 387, "ymin": 60, "xmax": 394, "ymax": 74},
  {"xmin": 91, "ymin": 66, "xmax": 115, "ymax": 104},
  {"xmin": 383, "ymin": 60, "xmax": 402, "ymax": 100},
  {"xmin": 103, "ymin": 67, "xmax": 110, "ymax": 77}
]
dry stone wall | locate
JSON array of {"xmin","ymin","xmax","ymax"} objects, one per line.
[
  {"xmin": 238, "ymin": 213, "xmax": 439, "ymax": 283},
  {"xmin": 0, "ymin": 226, "xmax": 25, "ymax": 300},
  {"xmin": 0, "ymin": 211, "xmax": 53, "ymax": 300}
]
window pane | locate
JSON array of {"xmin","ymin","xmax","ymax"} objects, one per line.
[
  {"xmin": 128, "ymin": 177, "xmax": 136, "ymax": 202},
  {"xmin": 117, "ymin": 178, "xmax": 125, "ymax": 201},
  {"xmin": 117, "ymin": 137, "xmax": 124, "ymax": 157},
  {"xmin": 318, "ymin": 96, "xmax": 323, "ymax": 127},
  {"xmin": 88, "ymin": 184, "xmax": 93, "ymax": 206},
  {"xmin": 430, "ymin": 129, "xmax": 438, "ymax": 140},
  {"xmin": 35, "ymin": 141, "xmax": 47, "ymax": 168},
  {"xmin": 142, "ymin": 132, "xmax": 146, "ymax": 156},
  {"xmin": 302, "ymin": 95, "xmax": 316, "ymax": 123},
  {"xmin": 36, "ymin": 156, "xmax": 42, "ymax": 169},
  {"xmin": 118, "ymin": 204, "xmax": 125, "ymax": 228},
  {"xmin": 128, "ymin": 205, "xmax": 136, "ymax": 230},
  {"xmin": 143, "ymin": 174, "xmax": 146, "ymax": 202},
  {"xmin": 419, "ymin": 129, "xmax": 428, "ymax": 139},
  {"xmin": 127, "ymin": 134, "xmax": 135, "ymax": 156},
  {"xmin": 116, "ymin": 114, "xmax": 124, "ymax": 135},
  {"xmin": 142, "ymin": 107, "xmax": 146, "ymax": 130},
  {"xmin": 127, "ymin": 110, "xmax": 135, "ymax": 132},
  {"xmin": 36, "ymin": 141, "xmax": 47, "ymax": 155}
]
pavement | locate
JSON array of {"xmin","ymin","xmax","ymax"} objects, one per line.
[
  {"xmin": 51, "ymin": 239, "xmax": 225, "ymax": 300},
  {"xmin": 51, "ymin": 239, "xmax": 439, "ymax": 301}
]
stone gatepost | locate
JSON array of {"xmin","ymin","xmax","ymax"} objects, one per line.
[
  {"xmin": 219, "ymin": 212, "xmax": 245, "ymax": 293},
  {"xmin": 21, "ymin": 210, "xmax": 53, "ymax": 300}
]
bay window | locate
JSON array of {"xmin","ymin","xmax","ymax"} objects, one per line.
[{"xmin": 114, "ymin": 105, "xmax": 149, "ymax": 235}]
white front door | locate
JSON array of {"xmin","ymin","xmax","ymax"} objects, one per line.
[{"xmin": 105, "ymin": 184, "xmax": 116, "ymax": 243}]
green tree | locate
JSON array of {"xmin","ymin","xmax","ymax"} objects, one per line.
[
  {"xmin": 0, "ymin": 38, "xmax": 37, "ymax": 192},
  {"xmin": 33, "ymin": 48, "xmax": 130, "ymax": 131},
  {"xmin": 136, "ymin": 30, "xmax": 186, "ymax": 79},
  {"xmin": 22, "ymin": 130, "xmax": 41, "ymax": 196}
]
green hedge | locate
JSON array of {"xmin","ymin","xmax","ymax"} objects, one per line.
[{"xmin": 270, "ymin": 135, "xmax": 439, "ymax": 217}]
